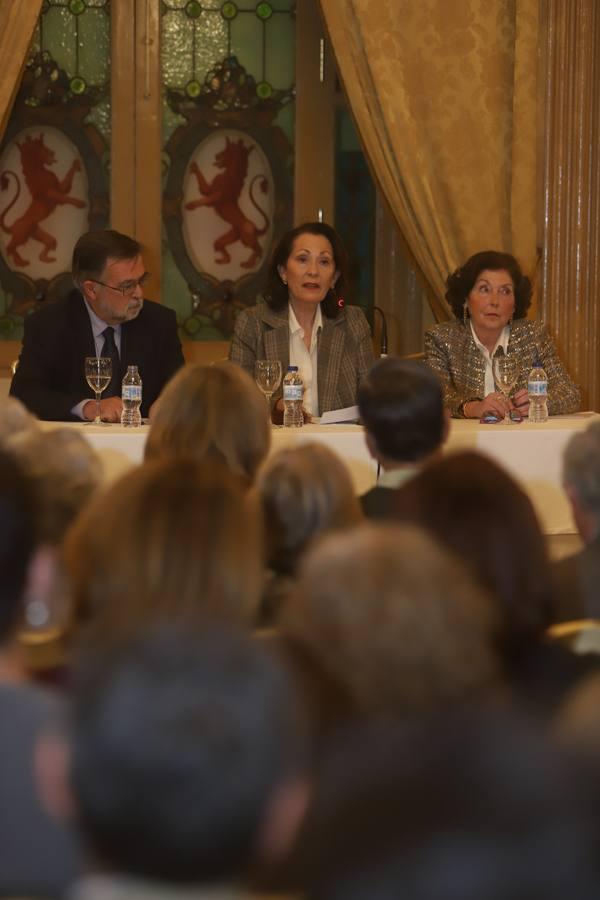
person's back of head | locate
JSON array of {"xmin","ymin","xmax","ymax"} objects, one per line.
[
  {"xmin": 562, "ymin": 420, "xmax": 600, "ymax": 544},
  {"xmin": 64, "ymin": 457, "xmax": 264, "ymax": 642},
  {"xmin": 392, "ymin": 450, "xmax": 553, "ymax": 650},
  {"xmin": 146, "ymin": 361, "xmax": 270, "ymax": 484},
  {"xmin": 296, "ymin": 711, "xmax": 598, "ymax": 900},
  {"xmin": 0, "ymin": 451, "xmax": 38, "ymax": 647},
  {"xmin": 256, "ymin": 442, "xmax": 362, "ymax": 577},
  {"xmin": 282, "ymin": 523, "xmax": 500, "ymax": 716},
  {"xmin": 0, "ymin": 396, "xmax": 39, "ymax": 449},
  {"xmin": 68, "ymin": 625, "xmax": 306, "ymax": 884},
  {"xmin": 357, "ymin": 358, "xmax": 445, "ymax": 466},
  {"xmin": 6, "ymin": 428, "xmax": 102, "ymax": 543}
]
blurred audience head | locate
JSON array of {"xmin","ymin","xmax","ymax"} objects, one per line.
[
  {"xmin": 282, "ymin": 523, "xmax": 500, "ymax": 716},
  {"xmin": 392, "ymin": 451, "xmax": 553, "ymax": 653},
  {"xmin": 358, "ymin": 358, "xmax": 446, "ymax": 467},
  {"xmin": 53, "ymin": 625, "xmax": 308, "ymax": 884},
  {"xmin": 146, "ymin": 361, "xmax": 270, "ymax": 485},
  {"xmin": 257, "ymin": 442, "xmax": 362, "ymax": 579},
  {"xmin": 445, "ymin": 250, "xmax": 532, "ymax": 320},
  {"xmin": 296, "ymin": 712, "xmax": 598, "ymax": 900},
  {"xmin": 64, "ymin": 458, "xmax": 263, "ymax": 642},
  {"xmin": 0, "ymin": 450, "xmax": 38, "ymax": 648},
  {"xmin": 0, "ymin": 396, "xmax": 39, "ymax": 447},
  {"xmin": 562, "ymin": 420, "xmax": 600, "ymax": 544},
  {"xmin": 7, "ymin": 428, "xmax": 102, "ymax": 544}
]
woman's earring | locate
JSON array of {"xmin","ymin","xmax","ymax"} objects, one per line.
[
  {"xmin": 281, "ymin": 277, "xmax": 287, "ymax": 285},
  {"xmin": 463, "ymin": 303, "xmax": 470, "ymax": 325}
]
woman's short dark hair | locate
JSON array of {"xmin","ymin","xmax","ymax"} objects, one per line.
[
  {"xmin": 445, "ymin": 250, "xmax": 532, "ymax": 320},
  {"xmin": 265, "ymin": 222, "xmax": 349, "ymax": 318}
]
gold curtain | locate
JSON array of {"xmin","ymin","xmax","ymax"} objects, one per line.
[
  {"xmin": 0, "ymin": 0, "xmax": 44, "ymax": 140},
  {"xmin": 319, "ymin": 0, "xmax": 538, "ymax": 318}
]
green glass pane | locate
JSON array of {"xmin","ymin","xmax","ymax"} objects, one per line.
[
  {"xmin": 185, "ymin": 0, "xmax": 202, "ymax": 17},
  {"xmin": 185, "ymin": 78, "xmax": 202, "ymax": 97},
  {"xmin": 162, "ymin": 105, "xmax": 186, "ymax": 145},
  {"xmin": 230, "ymin": 14, "xmax": 261, "ymax": 78},
  {"xmin": 68, "ymin": 0, "xmax": 86, "ymax": 14},
  {"xmin": 86, "ymin": 98, "xmax": 111, "ymax": 143},
  {"xmin": 0, "ymin": 316, "xmax": 16, "ymax": 337},
  {"xmin": 162, "ymin": 9, "xmax": 195, "ymax": 84},
  {"xmin": 193, "ymin": 13, "xmax": 228, "ymax": 83},
  {"xmin": 264, "ymin": 11, "xmax": 294, "ymax": 86},
  {"xmin": 256, "ymin": 80, "xmax": 272, "ymax": 99},
  {"xmin": 183, "ymin": 316, "xmax": 201, "ymax": 336},
  {"xmin": 256, "ymin": 2, "xmax": 273, "ymax": 19},
  {"xmin": 275, "ymin": 99, "xmax": 294, "ymax": 143},
  {"xmin": 221, "ymin": 2, "xmax": 238, "ymax": 20},
  {"xmin": 77, "ymin": 8, "xmax": 110, "ymax": 83},
  {"xmin": 70, "ymin": 75, "xmax": 87, "ymax": 94},
  {"xmin": 42, "ymin": 7, "xmax": 77, "ymax": 73}
]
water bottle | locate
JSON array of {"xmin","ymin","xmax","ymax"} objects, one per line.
[
  {"xmin": 121, "ymin": 365, "xmax": 143, "ymax": 427},
  {"xmin": 527, "ymin": 357, "xmax": 548, "ymax": 423},
  {"xmin": 283, "ymin": 365, "xmax": 303, "ymax": 428}
]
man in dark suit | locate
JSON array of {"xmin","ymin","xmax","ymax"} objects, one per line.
[
  {"xmin": 358, "ymin": 358, "xmax": 447, "ymax": 519},
  {"xmin": 10, "ymin": 230, "xmax": 184, "ymax": 421},
  {"xmin": 552, "ymin": 420, "xmax": 600, "ymax": 621}
]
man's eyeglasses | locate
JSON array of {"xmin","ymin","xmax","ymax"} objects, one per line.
[{"xmin": 91, "ymin": 272, "xmax": 151, "ymax": 298}]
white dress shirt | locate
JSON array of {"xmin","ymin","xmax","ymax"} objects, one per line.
[
  {"xmin": 71, "ymin": 300, "xmax": 123, "ymax": 419},
  {"xmin": 470, "ymin": 321, "xmax": 510, "ymax": 397},
  {"xmin": 288, "ymin": 303, "xmax": 322, "ymax": 417}
]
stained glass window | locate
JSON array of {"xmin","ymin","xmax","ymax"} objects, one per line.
[
  {"xmin": 0, "ymin": 0, "xmax": 110, "ymax": 338},
  {"xmin": 161, "ymin": 0, "xmax": 295, "ymax": 340}
]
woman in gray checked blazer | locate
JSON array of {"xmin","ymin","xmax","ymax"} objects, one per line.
[{"xmin": 229, "ymin": 222, "xmax": 375, "ymax": 420}]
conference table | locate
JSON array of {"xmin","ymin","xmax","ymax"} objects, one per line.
[{"xmin": 41, "ymin": 413, "xmax": 600, "ymax": 552}]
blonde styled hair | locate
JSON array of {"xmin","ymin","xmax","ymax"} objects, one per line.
[
  {"xmin": 64, "ymin": 458, "xmax": 263, "ymax": 643},
  {"xmin": 256, "ymin": 442, "xmax": 362, "ymax": 575},
  {"xmin": 282, "ymin": 523, "xmax": 500, "ymax": 714},
  {"xmin": 145, "ymin": 362, "xmax": 270, "ymax": 484}
]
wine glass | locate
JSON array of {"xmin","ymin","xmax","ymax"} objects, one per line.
[
  {"xmin": 85, "ymin": 356, "xmax": 112, "ymax": 425},
  {"xmin": 254, "ymin": 360, "xmax": 282, "ymax": 418},
  {"xmin": 493, "ymin": 354, "xmax": 519, "ymax": 422}
]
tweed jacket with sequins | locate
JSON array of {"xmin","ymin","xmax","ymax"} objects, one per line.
[
  {"xmin": 424, "ymin": 318, "xmax": 580, "ymax": 418},
  {"xmin": 229, "ymin": 301, "xmax": 375, "ymax": 415}
]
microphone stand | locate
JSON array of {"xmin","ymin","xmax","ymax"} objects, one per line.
[{"xmin": 373, "ymin": 306, "xmax": 388, "ymax": 358}]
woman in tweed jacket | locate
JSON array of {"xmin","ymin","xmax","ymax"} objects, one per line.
[
  {"xmin": 425, "ymin": 251, "xmax": 580, "ymax": 419},
  {"xmin": 229, "ymin": 222, "xmax": 375, "ymax": 419}
]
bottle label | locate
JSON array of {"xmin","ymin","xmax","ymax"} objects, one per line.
[
  {"xmin": 283, "ymin": 384, "xmax": 303, "ymax": 402},
  {"xmin": 122, "ymin": 385, "xmax": 142, "ymax": 402},
  {"xmin": 527, "ymin": 381, "xmax": 548, "ymax": 396}
]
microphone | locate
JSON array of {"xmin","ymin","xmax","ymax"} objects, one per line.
[{"xmin": 373, "ymin": 306, "xmax": 388, "ymax": 357}]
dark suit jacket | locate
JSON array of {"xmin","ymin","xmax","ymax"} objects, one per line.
[
  {"xmin": 550, "ymin": 535, "xmax": 600, "ymax": 622},
  {"xmin": 360, "ymin": 486, "xmax": 399, "ymax": 520},
  {"xmin": 10, "ymin": 290, "xmax": 184, "ymax": 420}
]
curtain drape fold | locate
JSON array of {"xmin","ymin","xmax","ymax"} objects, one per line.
[
  {"xmin": 0, "ymin": 1, "xmax": 44, "ymax": 140},
  {"xmin": 319, "ymin": 0, "xmax": 538, "ymax": 318}
]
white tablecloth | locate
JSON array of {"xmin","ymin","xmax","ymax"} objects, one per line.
[{"xmin": 41, "ymin": 413, "xmax": 600, "ymax": 539}]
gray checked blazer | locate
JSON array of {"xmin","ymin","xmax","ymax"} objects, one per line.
[{"xmin": 229, "ymin": 300, "xmax": 375, "ymax": 415}]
